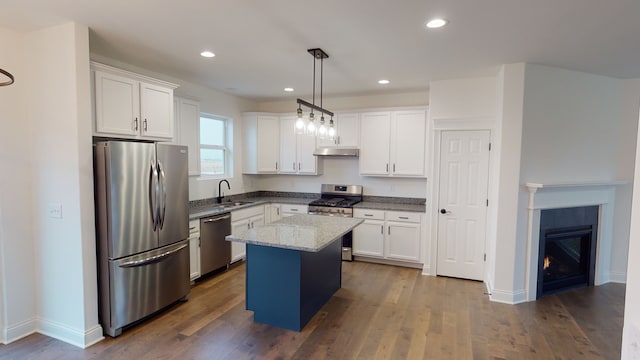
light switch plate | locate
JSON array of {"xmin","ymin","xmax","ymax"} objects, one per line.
[{"xmin": 47, "ymin": 203, "xmax": 63, "ymax": 219}]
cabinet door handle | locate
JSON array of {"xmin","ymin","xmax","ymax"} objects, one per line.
[
  {"xmin": 247, "ymin": 223, "xmax": 250, "ymax": 230},
  {"xmin": 393, "ymin": 163, "xmax": 396, "ymax": 173},
  {"xmin": 276, "ymin": 208, "xmax": 280, "ymax": 216},
  {"xmin": 143, "ymin": 118, "xmax": 148, "ymax": 131},
  {"xmin": 275, "ymin": 162, "xmax": 278, "ymax": 171},
  {"xmin": 134, "ymin": 117, "xmax": 138, "ymax": 130},
  {"xmin": 293, "ymin": 162, "xmax": 296, "ymax": 171},
  {"xmin": 388, "ymin": 226, "xmax": 391, "ymax": 235},
  {"xmin": 337, "ymin": 136, "xmax": 341, "ymax": 145},
  {"xmin": 380, "ymin": 225, "xmax": 384, "ymax": 234},
  {"xmin": 298, "ymin": 162, "xmax": 301, "ymax": 171},
  {"xmin": 386, "ymin": 163, "xmax": 389, "ymax": 173}
]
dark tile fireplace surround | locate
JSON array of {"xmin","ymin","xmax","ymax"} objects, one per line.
[{"xmin": 537, "ymin": 206, "xmax": 598, "ymax": 298}]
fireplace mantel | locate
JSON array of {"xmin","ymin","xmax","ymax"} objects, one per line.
[{"xmin": 522, "ymin": 180, "xmax": 626, "ymax": 302}]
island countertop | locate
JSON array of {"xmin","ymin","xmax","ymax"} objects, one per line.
[{"xmin": 226, "ymin": 214, "xmax": 363, "ymax": 252}]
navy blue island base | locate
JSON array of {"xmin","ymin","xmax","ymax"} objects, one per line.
[{"xmin": 245, "ymin": 236, "xmax": 343, "ymax": 331}]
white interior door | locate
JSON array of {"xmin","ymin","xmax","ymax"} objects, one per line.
[{"xmin": 436, "ymin": 130, "xmax": 490, "ymax": 281}]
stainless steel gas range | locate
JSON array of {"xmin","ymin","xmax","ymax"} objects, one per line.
[
  {"xmin": 307, "ymin": 184, "xmax": 363, "ymax": 217},
  {"xmin": 307, "ymin": 184, "xmax": 363, "ymax": 260}
]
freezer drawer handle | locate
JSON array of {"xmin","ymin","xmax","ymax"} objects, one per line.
[{"xmin": 119, "ymin": 243, "xmax": 188, "ymax": 268}]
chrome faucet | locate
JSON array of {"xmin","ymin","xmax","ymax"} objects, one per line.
[{"xmin": 217, "ymin": 179, "xmax": 230, "ymax": 203}]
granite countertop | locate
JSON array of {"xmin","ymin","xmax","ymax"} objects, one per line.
[
  {"xmin": 226, "ymin": 214, "xmax": 363, "ymax": 252},
  {"xmin": 189, "ymin": 194, "xmax": 426, "ymax": 220},
  {"xmin": 189, "ymin": 197, "xmax": 312, "ymax": 219},
  {"xmin": 354, "ymin": 201, "xmax": 426, "ymax": 213}
]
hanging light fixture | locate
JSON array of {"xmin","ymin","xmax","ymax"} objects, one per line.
[
  {"xmin": 0, "ymin": 68, "xmax": 15, "ymax": 87},
  {"xmin": 296, "ymin": 48, "xmax": 335, "ymax": 140}
]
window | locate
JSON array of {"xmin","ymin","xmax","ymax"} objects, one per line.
[{"xmin": 199, "ymin": 114, "xmax": 228, "ymax": 176}]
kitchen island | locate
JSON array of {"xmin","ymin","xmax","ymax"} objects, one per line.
[{"xmin": 226, "ymin": 214, "xmax": 363, "ymax": 331}]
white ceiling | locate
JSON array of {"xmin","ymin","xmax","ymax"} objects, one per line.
[{"xmin": 3, "ymin": 0, "xmax": 640, "ymax": 100}]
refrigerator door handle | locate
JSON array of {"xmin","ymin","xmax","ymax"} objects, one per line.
[
  {"xmin": 118, "ymin": 243, "xmax": 188, "ymax": 268},
  {"xmin": 149, "ymin": 161, "xmax": 159, "ymax": 231},
  {"xmin": 158, "ymin": 161, "xmax": 167, "ymax": 230}
]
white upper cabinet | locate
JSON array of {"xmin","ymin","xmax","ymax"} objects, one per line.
[
  {"xmin": 140, "ymin": 82, "xmax": 174, "ymax": 138},
  {"xmin": 92, "ymin": 62, "xmax": 178, "ymax": 140},
  {"xmin": 359, "ymin": 112, "xmax": 392, "ymax": 175},
  {"xmin": 174, "ymin": 97, "xmax": 201, "ymax": 176},
  {"xmin": 316, "ymin": 112, "xmax": 360, "ymax": 148},
  {"xmin": 279, "ymin": 116, "xmax": 319, "ymax": 175},
  {"xmin": 359, "ymin": 108, "xmax": 427, "ymax": 177},
  {"xmin": 243, "ymin": 113, "xmax": 280, "ymax": 174},
  {"xmin": 391, "ymin": 110, "xmax": 427, "ymax": 177}
]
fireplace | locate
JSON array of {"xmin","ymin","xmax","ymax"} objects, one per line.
[{"xmin": 537, "ymin": 206, "xmax": 598, "ymax": 298}]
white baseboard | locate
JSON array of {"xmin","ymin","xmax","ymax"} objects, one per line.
[
  {"xmin": 609, "ymin": 271, "xmax": 627, "ymax": 284},
  {"xmin": 352, "ymin": 256, "xmax": 423, "ymax": 269},
  {"xmin": 38, "ymin": 318, "xmax": 104, "ymax": 349},
  {"xmin": 489, "ymin": 288, "xmax": 527, "ymax": 304},
  {"xmin": 2, "ymin": 317, "xmax": 37, "ymax": 344},
  {"xmin": 421, "ymin": 264, "xmax": 433, "ymax": 276}
]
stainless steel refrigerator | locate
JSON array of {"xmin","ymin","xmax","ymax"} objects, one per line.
[{"xmin": 94, "ymin": 141, "xmax": 190, "ymax": 337}]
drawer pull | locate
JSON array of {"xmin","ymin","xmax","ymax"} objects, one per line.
[
  {"xmin": 399, "ymin": 216, "xmax": 409, "ymax": 220},
  {"xmin": 364, "ymin": 214, "xmax": 374, "ymax": 217}
]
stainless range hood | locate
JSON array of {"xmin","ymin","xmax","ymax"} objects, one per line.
[{"xmin": 313, "ymin": 148, "xmax": 359, "ymax": 157}]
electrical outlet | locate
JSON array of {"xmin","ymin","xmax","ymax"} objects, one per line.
[{"xmin": 47, "ymin": 203, "xmax": 63, "ymax": 219}]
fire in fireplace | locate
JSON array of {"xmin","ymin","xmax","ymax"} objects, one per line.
[{"xmin": 537, "ymin": 206, "xmax": 598, "ymax": 298}]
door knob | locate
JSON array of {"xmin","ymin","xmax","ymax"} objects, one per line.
[{"xmin": 440, "ymin": 208, "xmax": 449, "ymax": 214}]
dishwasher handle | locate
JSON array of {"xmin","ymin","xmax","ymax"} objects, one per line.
[{"xmin": 202, "ymin": 214, "xmax": 231, "ymax": 223}]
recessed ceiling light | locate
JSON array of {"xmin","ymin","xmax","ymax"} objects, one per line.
[
  {"xmin": 200, "ymin": 51, "xmax": 215, "ymax": 58},
  {"xmin": 426, "ymin": 18, "xmax": 448, "ymax": 29},
  {"xmin": 378, "ymin": 79, "xmax": 390, "ymax": 85},
  {"xmin": 284, "ymin": 87, "xmax": 294, "ymax": 92}
]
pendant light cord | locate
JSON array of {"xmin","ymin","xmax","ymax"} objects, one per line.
[{"xmin": 312, "ymin": 54, "xmax": 316, "ymax": 108}]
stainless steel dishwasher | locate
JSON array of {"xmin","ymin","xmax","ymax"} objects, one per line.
[{"xmin": 200, "ymin": 213, "xmax": 231, "ymax": 275}]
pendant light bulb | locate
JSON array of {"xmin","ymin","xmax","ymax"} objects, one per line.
[
  {"xmin": 328, "ymin": 117, "xmax": 336, "ymax": 139},
  {"xmin": 306, "ymin": 112, "xmax": 316, "ymax": 135},
  {"xmin": 295, "ymin": 106, "xmax": 305, "ymax": 134},
  {"xmin": 318, "ymin": 115, "xmax": 327, "ymax": 139}
]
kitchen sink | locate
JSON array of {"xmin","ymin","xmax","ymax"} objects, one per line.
[{"xmin": 216, "ymin": 200, "xmax": 254, "ymax": 208}]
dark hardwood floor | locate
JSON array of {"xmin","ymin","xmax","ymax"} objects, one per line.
[{"xmin": 0, "ymin": 261, "xmax": 625, "ymax": 359}]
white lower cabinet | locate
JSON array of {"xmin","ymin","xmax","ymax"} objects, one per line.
[
  {"xmin": 188, "ymin": 219, "xmax": 201, "ymax": 281},
  {"xmin": 353, "ymin": 209, "xmax": 422, "ymax": 265},
  {"xmin": 353, "ymin": 218, "xmax": 385, "ymax": 257},
  {"xmin": 231, "ymin": 206, "xmax": 265, "ymax": 263},
  {"xmin": 266, "ymin": 204, "xmax": 281, "ymax": 223},
  {"xmin": 280, "ymin": 204, "xmax": 308, "ymax": 217}
]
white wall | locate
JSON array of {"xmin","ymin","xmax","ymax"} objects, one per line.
[
  {"xmin": 623, "ymin": 92, "xmax": 640, "ymax": 359},
  {"xmin": 27, "ymin": 22, "xmax": 102, "ymax": 347},
  {"xmin": 491, "ymin": 64, "xmax": 526, "ymax": 303},
  {"xmin": 615, "ymin": 79, "xmax": 640, "ymax": 282},
  {"xmin": 0, "ymin": 26, "xmax": 37, "ymax": 343},
  {"xmin": 90, "ymin": 54, "xmax": 258, "ymax": 201},
  {"xmin": 0, "ymin": 22, "xmax": 102, "ymax": 347},
  {"xmin": 426, "ymin": 75, "xmax": 502, "ymax": 279},
  {"xmin": 516, "ymin": 64, "xmax": 634, "ymax": 291}
]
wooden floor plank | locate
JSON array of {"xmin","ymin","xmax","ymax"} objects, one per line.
[{"xmin": 0, "ymin": 261, "xmax": 625, "ymax": 360}]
